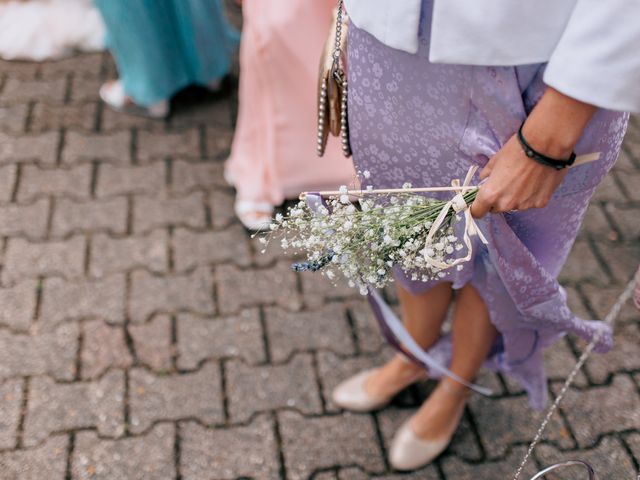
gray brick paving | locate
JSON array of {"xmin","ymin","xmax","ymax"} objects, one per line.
[{"xmin": 0, "ymin": 47, "xmax": 638, "ymax": 479}]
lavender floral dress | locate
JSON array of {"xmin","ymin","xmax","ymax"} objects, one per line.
[{"xmin": 347, "ymin": 0, "xmax": 629, "ymax": 409}]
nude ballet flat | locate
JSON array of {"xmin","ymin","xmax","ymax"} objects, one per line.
[
  {"xmin": 332, "ymin": 369, "xmax": 392, "ymax": 412},
  {"xmin": 332, "ymin": 363, "xmax": 427, "ymax": 413},
  {"xmin": 388, "ymin": 385, "xmax": 467, "ymax": 471}
]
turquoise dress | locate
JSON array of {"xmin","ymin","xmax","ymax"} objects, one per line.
[{"xmin": 95, "ymin": 0, "xmax": 239, "ymax": 107}]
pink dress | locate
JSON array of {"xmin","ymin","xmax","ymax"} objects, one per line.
[{"xmin": 226, "ymin": 0, "xmax": 356, "ymax": 206}]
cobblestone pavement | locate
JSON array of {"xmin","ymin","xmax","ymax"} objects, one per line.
[{"xmin": 0, "ymin": 45, "xmax": 640, "ymax": 480}]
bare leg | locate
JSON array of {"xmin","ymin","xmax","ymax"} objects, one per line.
[
  {"xmin": 366, "ymin": 281, "xmax": 453, "ymax": 398},
  {"xmin": 410, "ymin": 283, "xmax": 498, "ymax": 439}
]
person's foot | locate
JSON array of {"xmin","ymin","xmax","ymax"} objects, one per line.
[
  {"xmin": 99, "ymin": 80, "xmax": 169, "ymax": 119},
  {"xmin": 332, "ymin": 355, "xmax": 427, "ymax": 412},
  {"xmin": 389, "ymin": 379, "xmax": 469, "ymax": 470}
]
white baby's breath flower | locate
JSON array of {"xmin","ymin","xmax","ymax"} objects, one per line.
[
  {"xmin": 363, "ymin": 170, "xmax": 371, "ymax": 179},
  {"xmin": 339, "ymin": 185, "xmax": 348, "ymax": 194},
  {"xmin": 340, "ymin": 194, "xmax": 350, "ymax": 204}
]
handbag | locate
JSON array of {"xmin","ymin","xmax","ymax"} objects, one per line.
[{"xmin": 317, "ymin": 0, "xmax": 351, "ymax": 158}]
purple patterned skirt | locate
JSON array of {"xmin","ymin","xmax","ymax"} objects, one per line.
[{"xmin": 347, "ymin": 1, "xmax": 629, "ymax": 409}]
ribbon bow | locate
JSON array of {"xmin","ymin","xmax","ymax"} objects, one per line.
[{"xmin": 422, "ymin": 165, "xmax": 488, "ymax": 270}]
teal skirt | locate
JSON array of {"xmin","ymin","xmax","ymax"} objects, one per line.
[{"xmin": 95, "ymin": 0, "xmax": 239, "ymax": 106}]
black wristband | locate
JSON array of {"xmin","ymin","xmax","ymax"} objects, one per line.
[{"xmin": 517, "ymin": 122, "xmax": 576, "ymax": 170}]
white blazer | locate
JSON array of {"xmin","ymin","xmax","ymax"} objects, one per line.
[{"xmin": 344, "ymin": 0, "xmax": 640, "ymax": 113}]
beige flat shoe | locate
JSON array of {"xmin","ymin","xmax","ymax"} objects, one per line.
[
  {"xmin": 332, "ymin": 363, "xmax": 427, "ymax": 413},
  {"xmin": 235, "ymin": 200, "xmax": 273, "ymax": 232},
  {"xmin": 389, "ymin": 383, "xmax": 467, "ymax": 471},
  {"xmin": 99, "ymin": 80, "xmax": 169, "ymax": 119}
]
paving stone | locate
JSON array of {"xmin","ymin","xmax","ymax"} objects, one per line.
[
  {"xmin": 100, "ymin": 107, "xmax": 167, "ymax": 131},
  {"xmin": 0, "ymin": 165, "xmax": 15, "ymax": 203},
  {"xmin": 40, "ymin": 53, "xmax": 103, "ymax": 78},
  {"xmin": 558, "ymin": 240, "xmax": 608, "ymax": 285},
  {"xmin": 133, "ymin": 191, "xmax": 206, "ymax": 233},
  {"xmin": 180, "ymin": 415, "xmax": 279, "ymax": 480},
  {"xmin": 592, "ymin": 174, "xmax": 625, "ymax": 202},
  {"xmin": 617, "ymin": 171, "xmax": 640, "ymax": 201},
  {"xmin": 469, "ymin": 393, "xmax": 573, "ymax": 458},
  {"xmin": 0, "ymin": 103, "xmax": 28, "ymax": 133},
  {"xmin": 595, "ymin": 242, "xmax": 640, "ymax": 284},
  {"xmin": 0, "ymin": 131, "xmax": 59, "ymax": 165},
  {"xmin": 0, "ymin": 59, "xmax": 39, "ymax": 78},
  {"xmin": 95, "ymin": 161, "xmax": 165, "ymax": 198},
  {"xmin": 378, "ymin": 405, "xmax": 483, "ymax": 463},
  {"xmin": 0, "ymin": 77, "xmax": 66, "ymax": 103},
  {"xmin": 0, "ymin": 323, "xmax": 78, "ymax": 380},
  {"xmin": 216, "ymin": 262, "xmax": 301, "ymax": 314},
  {"xmin": 0, "ymin": 198, "xmax": 49, "ymax": 237},
  {"xmin": 24, "ymin": 369, "xmax": 125, "ymax": 447},
  {"xmin": 441, "ymin": 446, "xmax": 537, "ymax": 480},
  {"xmin": 301, "ymin": 271, "xmax": 362, "ymax": 308},
  {"xmin": 0, "ymin": 280, "xmax": 38, "ymax": 332},
  {"xmin": 52, "ymin": 196, "xmax": 127, "ymax": 236},
  {"xmin": 564, "ymin": 285, "xmax": 592, "ymax": 320},
  {"xmin": 542, "ymin": 337, "xmax": 588, "ymax": 386},
  {"xmin": 265, "ymin": 303, "xmax": 355, "ymax": 362},
  {"xmin": 227, "ymin": 353, "xmax": 322, "ymax": 422},
  {"xmin": 317, "ymin": 350, "xmax": 405, "ymax": 413},
  {"xmin": 129, "ymin": 362, "xmax": 223, "ymax": 433},
  {"xmin": 279, "ymin": 410, "xmax": 385, "ymax": 480},
  {"xmin": 605, "ymin": 203, "xmax": 640, "ymax": 242},
  {"xmin": 171, "ymin": 158, "xmax": 227, "ymax": 193},
  {"xmin": 81, "ymin": 320, "xmax": 133, "ymax": 380},
  {"xmin": 204, "ymin": 125, "xmax": 233, "ymax": 159},
  {"xmin": 73, "ymin": 423, "xmax": 175, "ymax": 480},
  {"xmin": 62, "ymin": 131, "xmax": 130, "ymax": 165},
  {"xmin": 176, "ymin": 309, "xmax": 265, "ymax": 369},
  {"xmin": 30, "ymin": 102, "xmax": 98, "ymax": 132},
  {"xmin": 209, "ymin": 188, "xmax": 236, "ymax": 229},
  {"xmin": 129, "ymin": 268, "xmax": 214, "ymax": 323},
  {"xmin": 338, "ymin": 467, "xmax": 441, "ymax": 479},
  {"xmin": 40, "ymin": 274, "xmax": 126, "ymax": 328},
  {"xmin": 137, "ymin": 129, "xmax": 200, "ymax": 162},
  {"xmin": 348, "ymin": 300, "xmax": 387, "ymax": 353},
  {"xmin": 128, "ymin": 315, "xmax": 173, "ymax": 372},
  {"xmin": 17, "ymin": 164, "xmax": 92, "ymax": 202},
  {"xmin": 582, "ymin": 322, "xmax": 640, "ymax": 383},
  {"xmin": 2, "ymin": 236, "xmax": 85, "ymax": 283},
  {"xmin": 90, "ymin": 230, "xmax": 168, "ymax": 277},
  {"xmin": 0, "ymin": 435, "xmax": 68, "ymax": 480},
  {"xmin": 578, "ymin": 201, "xmax": 617, "ymax": 240},
  {"xmin": 580, "ymin": 284, "xmax": 640, "ymax": 326},
  {"xmin": 250, "ymin": 228, "xmax": 301, "ymax": 267},
  {"xmin": 173, "ymin": 225, "xmax": 251, "ymax": 271},
  {"xmin": 0, "ymin": 378, "xmax": 23, "ymax": 449},
  {"xmin": 556, "ymin": 375, "xmax": 640, "ymax": 447},
  {"xmin": 68, "ymin": 78, "xmax": 103, "ymax": 103},
  {"xmin": 316, "ymin": 471, "xmax": 339, "ymax": 480},
  {"xmin": 536, "ymin": 436, "xmax": 636, "ymax": 480}
]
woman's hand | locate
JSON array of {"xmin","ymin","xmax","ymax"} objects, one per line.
[{"xmin": 471, "ymin": 88, "xmax": 597, "ymax": 218}]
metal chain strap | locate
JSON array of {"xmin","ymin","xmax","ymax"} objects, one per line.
[
  {"xmin": 332, "ymin": 0, "xmax": 345, "ymax": 72},
  {"xmin": 513, "ymin": 278, "xmax": 637, "ymax": 480}
]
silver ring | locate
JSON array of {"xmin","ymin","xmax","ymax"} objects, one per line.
[{"xmin": 529, "ymin": 460, "xmax": 596, "ymax": 480}]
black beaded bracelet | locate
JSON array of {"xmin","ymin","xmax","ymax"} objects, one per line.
[{"xmin": 517, "ymin": 122, "xmax": 576, "ymax": 170}]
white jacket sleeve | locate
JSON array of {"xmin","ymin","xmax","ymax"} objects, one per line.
[{"xmin": 543, "ymin": 0, "xmax": 640, "ymax": 113}]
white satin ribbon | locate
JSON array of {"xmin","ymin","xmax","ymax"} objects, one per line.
[{"xmin": 422, "ymin": 165, "xmax": 488, "ymax": 271}]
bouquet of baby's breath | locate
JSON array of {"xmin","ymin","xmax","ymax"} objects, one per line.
[{"xmin": 261, "ymin": 180, "xmax": 479, "ymax": 295}]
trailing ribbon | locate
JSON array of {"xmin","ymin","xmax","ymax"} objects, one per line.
[{"xmin": 422, "ymin": 165, "xmax": 488, "ymax": 271}]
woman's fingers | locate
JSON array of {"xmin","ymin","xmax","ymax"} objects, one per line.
[
  {"xmin": 470, "ymin": 186, "xmax": 495, "ymax": 218},
  {"xmin": 479, "ymin": 156, "xmax": 497, "ymax": 180}
]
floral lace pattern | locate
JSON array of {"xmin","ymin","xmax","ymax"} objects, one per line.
[{"xmin": 347, "ymin": 0, "xmax": 629, "ymax": 409}]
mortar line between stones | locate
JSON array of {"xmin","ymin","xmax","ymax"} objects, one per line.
[
  {"xmin": 64, "ymin": 73, "xmax": 73, "ymax": 105},
  {"xmin": 371, "ymin": 412, "xmax": 391, "ymax": 473},
  {"xmin": 0, "ymin": 74, "xmax": 6, "ymax": 96},
  {"xmin": 32, "ymin": 275, "xmax": 44, "ymax": 325},
  {"xmin": 309, "ymin": 351, "xmax": 327, "ymax": 413},
  {"xmin": 24, "ymin": 101, "xmax": 35, "ymax": 133},
  {"xmin": 16, "ymin": 377, "xmax": 30, "ymax": 449},
  {"xmin": 64, "ymin": 431, "xmax": 75, "ymax": 480},
  {"xmin": 198, "ymin": 124, "xmax": 207, "ymax": 159},
  {"xmin": 272, "ymin": 412, "xmax": 288, "ymax": 480},
  {"xmin": 75, "ymin": 324, "xmax": 84, "ymax": 381},
  {"xmin": 599, "ymin": 202, "xmax": 625, "ymax": 242},
  {"xmin": 131, "ymin": 128, "xmax": 138, "ymax": 165},
  {"xmin": 55, "ymin": 128, "xmax": 66, "ymax": 167},
  {"xmin": 94, "ymin": 99, "xmax": 104, "ymax": 132},
  {"xmin": 10, "ymin": 164, "xmax": 22, "ymax": 203},
  {"xmin": 170, "ymin": 314, "xmax": 179, "ymax": 371},
  {"xmin": 344, "ymin": 308, "xmax": 361, "ymax": 356},
  {"xmin": 619, "ymin": 432, "xmax": 640, "ymax": 473},
  {"xmin": 126, "ymin": 194, "xmax": 134, "ymax": 235},
  {"xmin": 168, "ymin": 226, "xmax": 175, "ymax": 273},
  {"xmin": 165, "ymin": 156, "xmax": 173, "ymax": 189},
  {"xmin": 220, "ymin": 360, "xmax": 230, "ymax": 424},
  {"xmin": 174, "ymin": 421, "xmax": 183, "ymax": 480},
  {"xmin": 90, "ymin": 160, "xmax": 99, "ymax": 198},
  {"xmin": 462, "ymin": 405, "xmax": 488, "ymax": 462},
  {"xmin": 258, "ymin": 306, "xmax": 272, "ymax": 364},
  {"xmin": 586, "ymin": 234, "xmax": 616, "ymax": 285},
  {"xmin": 84, "ymin": 234, "xmax": 92, "ymax": 277}
]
